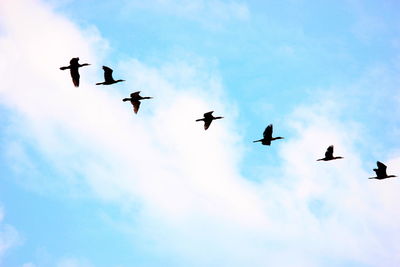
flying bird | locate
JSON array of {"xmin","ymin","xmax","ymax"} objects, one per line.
[
  {"xmin": 96, "ymin": 66, "xmax": 125, "ymax": 85},
  {"xmin": 60, "ymin": 57, "xmax": 90, "ymax": 87},
  {"xmin": 317, "ymin": 145, "xmax": 343, "ymax": 161},
  {"xmin": 253, "ymin": 124, "xmax": 284, "ymax": 145},
  {"xmin": 368, "ymin": 161, "xmax": 397, "ymax": 180},
  {"xmin": 122, "ymin": 91, "xmax": 153, "ymax": 114},
  {"xmin": 196, "ymin": 111, "xmax": 223, "ymax": 130}
]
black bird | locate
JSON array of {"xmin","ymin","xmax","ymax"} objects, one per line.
[
  {"xmin": 96, "ymin": 66, "xmax": 125, "ymax": 85},
  {"xmin": 369, "ymin": 161, "xmax": 397, "ymax": 180},
  {"xmin": 122, "ymin": 91, "xmax": 153, "ymax": 114},
  {"xmin": 253, "ymin": 124, "xmax": 284, "ymax": 145},
  {"xmin": 317, "ymin": 145, "xmax": 343, "ymax": 161},
  {"xmin": 60, "ymin": 57, "xmax": 90, "ymax": 87},
  {"xmin": 196, "ymin": 111, "xmax": 223, "ymax": 130}
]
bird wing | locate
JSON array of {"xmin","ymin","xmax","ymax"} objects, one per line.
[
  {"xmin": 204, "ymin": 119, "xmax": 212, "ymax": 130},
  {"xmin": 103, "ymin": 66, "xmax": 114, "ymax": 81},
  {"xmin": 203, "ymin": 111, "xmax": 214, "ymax": 119},
  {"xmin": 132, "ymin": 100, "xmax": 141, "ymax": 114},
  {"xmin": 376, "ymin": 161, "xmax": 388, "ymax": 176},
  {"xmin": 325, "ymin": 145, "xmax": 334, "ymax": 158},
  {"xmin": 70, "ymin": 69, "xmax": 80, "ymax": 87},
  {"xmin": 130, "ymin": 91, "xmax": 141, "ymax": 98},
  {"xmin": 263, "ymin": 124, "xmax": 273, "ymax": 139}
]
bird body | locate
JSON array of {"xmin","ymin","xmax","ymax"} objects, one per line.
[
  {"xmin": 317, "ymin": 145, "xmax": 343, "ymax": 161},
  {"xmin": 253, "ymin": 124, "xmax": 284, "ymax": 146},
  {"xmin": 60, "ymin": 57, "xmax": 90, "ymax": 87},
  {"xmin": 196, "ymin": 111, "xmax": 223, "ymax": 130},
  {"xmin": 123, "ymin": 91, "xmax": 152, "ymax": 114},
  {"xmin": 369, "ymin": 161, "xmax": 397, "ymax": 180},
  {"xmin": 96, "ymin": 66, "xmax": 125, "ymax": 85}
]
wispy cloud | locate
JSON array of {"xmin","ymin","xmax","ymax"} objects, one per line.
[
  {"xmin": 0, "ymin": 205, "xmax": 20, "ymax": 263},
  {"xmin": 122, "ymin": 0, "xmax": 250, "ymax": 28},
  {"xmin": 22, "ymin": 257, "xmax": 94, "ymax": 267},
  {"xmin": 56, "ymin": 258, "xmax": 94, "ymax": 267}
]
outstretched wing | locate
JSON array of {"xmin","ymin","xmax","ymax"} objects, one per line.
[
  {"xmin": 103, "ymin": 66, "xmax": 114, "ymax": 81},
  {"xmin": 203, "ymin": 111, "xmax": 214, "ymax": 120},
  {"xmin": 132, "ymin": 100, "xmax": 141, "ymax": 114},
  {"xmin": 376, "ymin": 161, "xmax": 388, "ymax": 177},
  {"xmin": 263, "ymin": 124, "xmax": 273, "ymax": 139},
  {"xmin": 130, "ymin": 91, "xmax": 141, "ymax": 98},
  {"xmin": 325, "ymin": 145, "xmax": 334, "ymax": 158},
  {"xmin": 204, "ymin": 119, "xmax": 212, "ymax": 130}
]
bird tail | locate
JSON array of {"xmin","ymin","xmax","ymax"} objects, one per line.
[{"xmin": 73, "ymin": 79, "xmax": 79, "ymax": 87}]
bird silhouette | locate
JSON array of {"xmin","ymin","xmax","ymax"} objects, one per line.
[
  {"xmin": 368, "ymin": 161, "xmax": 397, "ymax": 180},
  {"xmin": 253, "ymin": 124, "xmax": 284, "ymax": 145},
  {"xmin": 196, "ymin": 111, "xmax": 223, "ymax": 130},
  {"xmin": 122, "ymin": 91, "xmax": 153, "ymax": 114},
  {"xmin": 96, "ymin": 66, "xmax": 125, "ymax": 85},
  {"xmin": 317, "ymin": 145, "xmax": 343, "ymax": 161},
  {"xmin": 60, "ymin": 57, "xmax": 90, "ymax": 87}
]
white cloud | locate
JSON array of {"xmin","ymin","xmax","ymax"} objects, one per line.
[
  {"xmin": 1, "ymin": 0, "xmax": 400, "ymax": 266},
  {"xmin": 56, "ymin": 258, "xmax": 93, "ymax": 267},
  {"xmin": 123, "ymin": 0, "xmax": 250, "ymax": 28},
  {"xmin": 22, "ymin": 257, "xmax": 93, "ymax": 267},
  {"xmin": 0, "ymin": 205, "xmax": 21, "ymax": 263}
]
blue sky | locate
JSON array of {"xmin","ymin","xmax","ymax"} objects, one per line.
[{"xmin": 0, "ymin": 0, "xmax": 400, "ymax": 266}]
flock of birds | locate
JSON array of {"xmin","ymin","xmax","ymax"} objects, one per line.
[{"xmin": 60, "ymin": 57, "xmax": 397, "ymax": 181}]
